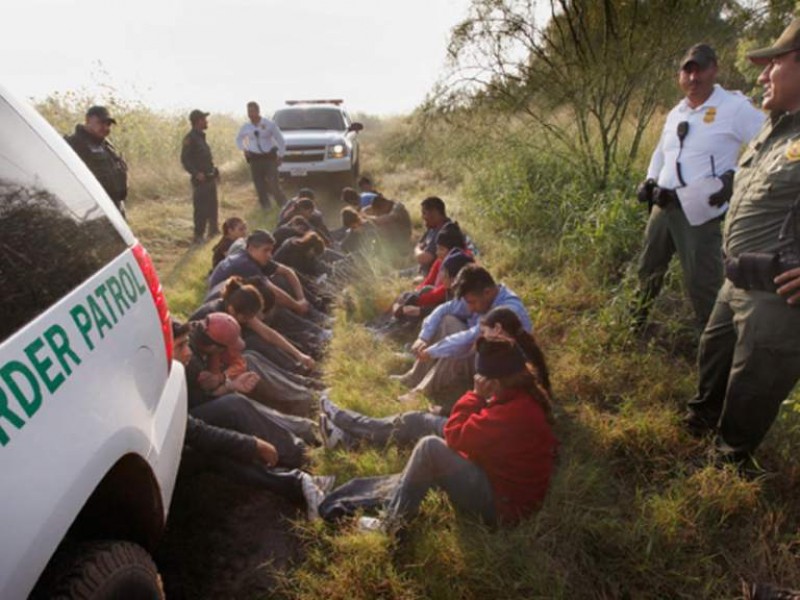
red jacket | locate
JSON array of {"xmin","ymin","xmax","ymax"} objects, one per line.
[
  {"xmin": 444, "ymin": 387, "xmax": 557, "ymax": 523},
  {"xmin": 416, "ymin": 258, "xmax": 446, "ymax": 307}
]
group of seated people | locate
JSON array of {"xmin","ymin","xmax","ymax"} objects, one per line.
[{"xmin": 177, "ymin": 184, "xmax": 558, "ymax": 532}]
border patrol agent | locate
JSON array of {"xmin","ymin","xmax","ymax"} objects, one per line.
[
  {"xmin": 634, "ymin": 44, "xmax": 765, "ymax": 331},
  {"xmin": 181, "ymin": 109, "xmax": 219, "ymax": 242},
  {"xmin": 235, "ymin": 101, "xmax": 287, "ymax": 209},
  {"xmin": 684, "ymin": 20, "xmax": 800, "ymax": 464},
  {"xmin": 65, "ymin": 105, "xmax": 128, "ymax": 218}
]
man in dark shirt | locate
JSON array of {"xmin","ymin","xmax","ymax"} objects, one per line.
[
  {"xmin": 65, "ymin": 105, "xmax": 128, "ymax": 217},
  {"xmin": 415, "ymin": 196, "xmax": 451, "ymax": 274},
  {"xmin": 181, "ymin": 109, "xmax": 220, "ymax": 243}
]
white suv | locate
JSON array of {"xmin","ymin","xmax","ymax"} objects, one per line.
[
  {"xmin": 273, "ymin": 100, "xmax": 363, "ymax": 185},
  {"xmin": 0, "ymin": 86, "xmax": 186, "ymax": 598}
]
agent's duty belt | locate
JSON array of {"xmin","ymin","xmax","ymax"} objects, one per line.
[
  {"xmin": 653, "ymin": 187, "xmax": 680, "ymax": 208},
  {"xmin": 724, "ymin": 253, "xmax": 799, "ymax": 293}
]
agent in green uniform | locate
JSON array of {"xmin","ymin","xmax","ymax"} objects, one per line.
[
  {"xmin": 181, "ymin": 109, "xmax": 219, "ymax": 243},
  {"xmin": 684, "ymin": 20, "xmax": 800, "ymax": 466},
  {"xmin": 65, "ymin": 105, "xmax": 128, "ymax": 217}
]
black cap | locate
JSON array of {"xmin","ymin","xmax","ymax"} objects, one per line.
[
  {"xmin": 246, "ymin": 229, "xmax": 275, "ymax": 247},
  {"xmin": 86, "ymin": 105, "xmax": 116, "ymax": 124},
  {"xmin": 475, "ymin": 338, "xmax": 527, "ymax": 379},
  {"xmin": 747, "ymin": 18, "xmax": 800, "ymax": 64},
  {"xmin": 189, "ymin": 109, "xmax": 210, "ymax": 124},
  {"xmin": 680, "ymin": 44, "xmax": 717, "ymax": 70}
]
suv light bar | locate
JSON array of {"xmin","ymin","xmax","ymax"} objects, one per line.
[{"xmin": 285, "ymin": 99, "xmax": 343, "ymax": 106}]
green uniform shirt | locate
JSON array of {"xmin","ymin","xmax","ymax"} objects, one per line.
[
  {"xmin": 724, "ymin": 111, "xmax": 800, "ymax": 258},
  {"xmin": 181, "ymin": 128, "xmax": 216, "ymax": 178}
]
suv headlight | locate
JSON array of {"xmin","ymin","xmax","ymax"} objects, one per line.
[{"xmin": 327, "ymin": 143, "xmax": 348, "ymax": 159}]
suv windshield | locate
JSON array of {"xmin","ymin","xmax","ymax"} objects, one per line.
[
  {"xmin": 273, "ymin": 108, "xmax": 345, "ymax": 131},
  {"xmin": 0, "ymin": 97, "xmax": 128, "ymax": 343}
]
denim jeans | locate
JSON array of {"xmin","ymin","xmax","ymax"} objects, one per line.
[
  {"xmin": 319, "ymin": 436, "xmax": 496, "ymax": 526},
  {"xmin": 328, "ymin": 402, "xmax": 446, "ymax": 446}
]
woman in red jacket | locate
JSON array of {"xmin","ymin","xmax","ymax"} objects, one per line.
[{"xmin": 320, "ymin": 316, "xmax": 557, "ymax": 527}]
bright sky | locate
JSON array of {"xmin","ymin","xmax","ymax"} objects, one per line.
[{"xmin": 1, "ymin": 0, "xmax": 476, "ymax": 117}]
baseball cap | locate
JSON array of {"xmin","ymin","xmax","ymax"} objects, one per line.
[
  {"xmin": 189, "ymin": 109, "xmax": 210, "ymax": 124},
  {"xmin": 680, "ymin": 44, "xmax": 717, "ymax": 70},
  {"xmin": 747, "ymin": 18, "xmax": 800, "ymax": 64},
  {"xmin": 86, "ymin": 105, "xmax": 116, "ymax": 124},
  {"xmin": 204, "ymin": 313, "xmax": 245, "ymax": 352}
]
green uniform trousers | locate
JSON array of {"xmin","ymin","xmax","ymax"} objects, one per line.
[
  {"xmin": 688, "ymin": 280, "xmax": 800, "ymax": 458},
  {"xmin": 636, "ymin": 204, "xmax": 723, "ymax": 329}
]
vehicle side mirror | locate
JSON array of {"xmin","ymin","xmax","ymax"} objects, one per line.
[{"xmin": 349, "ymin": 122, "xmax": 364, "ymax": 132}]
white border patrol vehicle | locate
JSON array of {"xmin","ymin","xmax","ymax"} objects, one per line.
[
  {"xmin": 0, "ymin": 85, "xmax": 186, "ymax": 598},
  {"xmin": 273, "ymin": 99, "xmax": 363, "ymax": 185}
]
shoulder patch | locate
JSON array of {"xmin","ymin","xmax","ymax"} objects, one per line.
[{"xmin": 785, "ymin": 139, "xmax": 800, "ymax": 161}]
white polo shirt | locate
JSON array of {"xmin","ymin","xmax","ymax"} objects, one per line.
[
  {"xmin": 647, "ymin": 84, "xmax": 765, "ymax": 192},
  {"xmin": 235, "ymin": 117, "xmax": 286, "ymax": 157}
]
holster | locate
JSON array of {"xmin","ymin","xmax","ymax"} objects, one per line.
[{"xmin": 725, "ymin": 253, "xmax": 799, "ymax": 292}]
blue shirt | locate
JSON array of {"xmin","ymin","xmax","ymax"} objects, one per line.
[
  {"xmin": 208, "ymin": 251, "xmax": 277, "ymax": 288},
  {"xmin": 419, "ymin": 284, "xmax": 532, "ymax": 359},
  {"xmin": 360, "ymin": 192, "xmax": 378, "ymax": 208}
]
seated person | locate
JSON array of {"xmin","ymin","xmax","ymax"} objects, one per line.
[
  {"xmin": 277, "ymin": 187, "xmax": 315, "ymax": 224},
  {"xmin": 414, "ymin": 196, "xmax": 451, "ymax": 274},
  {"xmin": 368, "ymin": 194, "xmax": 412, "ymax": 259},
  {"xmin": 173, "ymin": 320, "xmax": 332, "ymax": 519},
  {"xmin": 209, "ymin": 229, "xmax": 312, "ymax": 317},
  {"xmin": 396, "ymin": 264, "xmax": 532, "ymax": 403},
  {"xmin": 211, "ymin": 216, "xmax": 247, "ymax": 269},
  {"xmin": 318, "ymin": 333, "xmax": 557, "ymax": 529},
  {"xmin": 320, "ymin": 307, "xmax": 553, "ymax": 448},
  {"xmin": 393, "ymin": 223, "xmax": 469, "ymax": 321},
  {"xmin": 340, "ymin": 207, "xmax": 377, "ymax": 255},
  {"xmin": 273, "ymin": 231, "xmax": 330, "ymax": 278},
  {"xmin": 358, "ymin": 176, "xmax": 378, "ymax": 208},
  {"xmin": 279, "ymin": 196, "xmax": 333, "ymax": 245},
  {"xmin": 273, "ymin": 215, "xmax": 312, "ymax": 249}
]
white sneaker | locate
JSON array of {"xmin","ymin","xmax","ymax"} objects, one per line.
[
  {"xmin": 301, "ymin": 473, "xmax": 327, "ymax": 520},
  {"xmin": 312, "ymin": 474, "xmax": 336, "ymax": 494},
  {"xmin": 356, "ymin": 516, "xmax": 386, "ymax": 533},
  {"xmin": 319, "ymin": 413, "xmax": 346, "ymax": 450}
]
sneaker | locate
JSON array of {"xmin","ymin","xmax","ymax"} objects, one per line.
[
  {"xmin": 312, "ymin": 474, "xmax": 336, "ymax": 494},
  {"xmin": 301, "ymin": 473, "xmax": 327, "ymax": 520},
  {"xmin": 356, "ymin": 516, "xmax": 386, "ymax": 533},
  {"xmin": 319, "ymin": 390, "xmax": 336, "ymax": 418},
  {"xmin": 319, "ymin": 413, "xmax": 346, "ymax": 450},
  {"xmin": 682, "ymin": 410, "xmax": 716, "ymax": 438}
]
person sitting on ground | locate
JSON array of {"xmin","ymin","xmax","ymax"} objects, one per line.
[
  {"xmin": 279, "ymin": 195, "xmax": 333, "ymax": 245},
  {"xmin": 277, "ymin": 187, "xmax": 316, "ymax": 224},
  {"xmin": 358, "ymin": 175, "xmax": 379, "ymax": 209},
  {"xmin": 318, "ymin": 333, "xmax": 557, "ymax": 529},
  {"xmin": 273, "ymin": 214, "xmax": 312, "ymax": 249},
  {"xmin": 414, "ymin": 196, "xmax": 451, "ymax": 275},
  {"xmin": 209, "ymin": 229, "xmax": 312, "ymax": 317},
  {"xmin": 368, "ymin": 194, "xmax": 412, "ymax": 259},
  {"xmin": 392, "ymin": 223, "xmax": 470, "ymax": 322},
  {"xmin": 395, "ymin": 263, "xmax": 532, "ymax": 404},
  {"xmin": 173, "ymin": 320, "xmax": 333, "ymax": 519},
  {"xmin": 320, "ymin": 307, "xmax": 553, "ymax": 450},
  {"xmin": 273, "ymin": 230, "xmax": 330, "ymax": 278},
  {"xmin": 339, "ymin": 207, "xmax": 377, "ymax": 255},
  {"xmin": 211, "ymin": 216, "xmax": 248, "ymax": 269}
]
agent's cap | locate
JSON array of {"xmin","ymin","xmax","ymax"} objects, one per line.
[
  {"xmin": 203, "ymin": 313, "xmax": 245, "ymax": 352},
  {"xmin": 680, "ymin": 44, "xmax": 717, "ymax": 70},
  {"xmin": 189, "ymin": 109, "xmax": 210, "ymax": 124},
  {"xmin": 86, "ymin": 105, "xmax": 116, "ymax": 124},
  {"xmin": 747, "ymin": 18, "xmax": 800, "ymax": 65}
]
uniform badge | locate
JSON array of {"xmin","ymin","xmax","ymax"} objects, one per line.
[
  {"xmin": 703, "ymin": 107, "xmax": 717, "ymax": 124},
  {"xmin": 785, "ymin": 139, "xmax": 800, "ymax": 161}
]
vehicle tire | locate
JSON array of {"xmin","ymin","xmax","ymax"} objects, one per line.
[{"xmin": 33, "ymin": 540, "xmax": 164, "ymax": 600}]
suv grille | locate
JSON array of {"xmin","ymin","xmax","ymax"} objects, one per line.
[{"xmin": 284, "ymin": 145, "xmax": 326, "ymax": 163}]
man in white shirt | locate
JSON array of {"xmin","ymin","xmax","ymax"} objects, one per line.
[
  {"xmin": 633, "ymin": 44, "xmax": 765, "ymax": 331},
  {"xmin": 236, "ymin": 101, "xmax": 287, "ymax": 209}
]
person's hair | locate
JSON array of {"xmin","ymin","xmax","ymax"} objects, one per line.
[
  {"xmin": 246, "ymin": 230, "xmax": 275, "ymax": 248},
  {"xmin": 436, "ymin": 222, "xmax": 466, "ymax": 251},
  {"xmin": 421, "ymin": 196, "xmax": 446, "ymax": 215},
  {"xmin": 453, "ymin": 264, "xmax": 495, "ymax": 298},
  {"xmin": 481, "ymin": 307, "xmax": 552, "ymax": 400},
  {"xmin": 222, "ymin": 216, "xmax": 245, "ymax": 238},
  {"xmin": 296, "ymin": 198, "xmax": 315, "ymax": 212},
  {"xmin": 371, "ymin": 194, "xmax": 390, "ymax": 211},
  {"xmin": 242, "ymin": 275, "xmax": 276, "ymax": 313},
  {"xmin": 358, "ymin": 176, "xmax": 372, "ymax": 187},
  {"xmin": 341, "ymin": 187, "xmax": 360, "ymax": 206},
  {"xmin": 297, "ymin": 187, "xmax": 315, "ymax": 200},
  {"xmin": 247, "ymin": 101, "xmax": 259, "ymax": 111},
  {"xmin": 341, "ymin": 206, "xmax": 362, "ymax": 228},
  {"xmin": 221, "ymin": 277, "xmax": 264, "ymax": 318},
  {"xmin": 286, "ymin": 215, "xmax": 311, "ymax": 233},
  {"xmin": 171, "ymin": 319, "xmax": 189, "ymax": 340},
  {"xmin": 292, "ymin": 231, "xmax": 325, "ymax": 256}
]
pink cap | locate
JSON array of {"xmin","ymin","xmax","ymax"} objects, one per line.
[{"xmin": 204, "ymin": 313, "xmax": 246, "ymax": 352}]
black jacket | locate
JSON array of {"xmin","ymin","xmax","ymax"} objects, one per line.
[
  {"xmin": 65, "ymin": 125, "xmax": 128, "ymax": 205},
  {"xmin": 185, "ymin": 415, "xmax": 257, "ymax": 463},
  {"xmin": 181, "ymin": 128, "xmax": 216, "ymax": 181}
]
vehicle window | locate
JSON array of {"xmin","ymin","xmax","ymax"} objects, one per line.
[
  {"xmin": 0, "ymin": 97, "xmax": 128, "ymax": 344},
  {"xmin": 273, "ymin": 108, "xmax": 345, "ymax": 131}
]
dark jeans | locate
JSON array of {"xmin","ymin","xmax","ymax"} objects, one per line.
[
  {"xmin": 192, "ymin": 179, "xmax": 219, "ymax": 238},
  {"xmin": 328, "ymin": 402, "xmax": 446, "ymax": 447},
  {"xmin": 319, "ymin": 436, "xmax": 496, "ymax": 526},
  {"xmin": 250, "ymin": 156, "xmax": 286, "ymax": 208},
  {"xmin": 191, "ymin": 394, "xmax": 307, "ymax": 468}
]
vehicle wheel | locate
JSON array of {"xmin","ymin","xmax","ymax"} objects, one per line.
[{"xmin": 33, "ymin": 540, "xmax": 164, "ymax": 600}]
